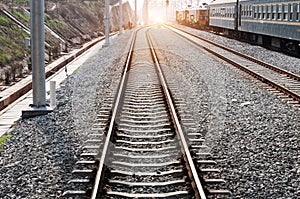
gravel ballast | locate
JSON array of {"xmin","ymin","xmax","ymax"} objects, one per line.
[
  {"xmin": 0, "ymin": 25, "xmax": 299, "ymax": 199},
  {"xmin": 0, "ymin": 32, "xmax": 132, "ymax": 198},
  {"xmin": 150, "ymin": 27, "xmax": 299, "ymax": 198},
  {"xmin": 173, "ymin": 23, "xmax": 300, "ymax": 76}
]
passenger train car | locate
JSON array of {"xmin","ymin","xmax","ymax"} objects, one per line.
[{"xmin": 176, "ymin": 0, "xmax": 300, "ymax": 55}]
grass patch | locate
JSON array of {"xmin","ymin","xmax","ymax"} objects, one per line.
[
  {"xmin": 0, "ymin": 16, "xmax": 10, "ymax": 26},
  {"xmin": 73, "ymin": 66, "xmax": 81, "ymax": 74},
  {"xmin": 0, "ymin": 134, "xmax": 11, "ymax": 152},
  {"xmin": 12, "ymin": 8, "xmax": 30, "ymax": 23},
  {"xmin": 0, "ymin": 53, "xmax": 12, "ymax": 63},
  {"xmin": 0, "ymin": 17, "xmax": 29, "ymax": 65}
]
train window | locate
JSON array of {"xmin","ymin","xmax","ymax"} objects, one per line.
[
  {"xmin": 278, "ymin": 4, "xmax": 282, "ymax": 20},
  {"xmin": 262, "ymin": 5, "xmax": 266, "ymax": 19},
  {"xmin": 233, "ymin": 7, "xmax": 235, "ymax": 18},
  {"xmin": 190, "ymin": 15, "xmax": 194, "ymax": 20},
  {"xmin": 258, "ymin": 5, "xmax": 261, "ymax": 19},
  {"xmin": 267, "ymin": 5, "xmax": 271, "ymax": 20},
  {"xmin": 241, "ymin": 6, "xmax": 244, "ymax": 16},
  {"xmin": 221, "ymin": 8, "xmax": 224, "ymax": 17},
  {"xmin": 283, "ymin": 4, "xmax": 288, "ymax": 20},
  {"xmin": 258, "ymin": 5, "xmax": 262, "ymax": 19},
  {"xmin": 256, "ymin": 6, "xmax": 259, "ymax": 19},
  {"xmin": 271, "ymin": 4, "xmax": 276, "ymax": 20},
  {"xmin": 249, "ymin": 5, "xmax": 251, "ymax": 16},
  {"xmin": 246, "ymin": 5, "xmax": 249, "ymax": 16},
  {"xmin": 253, "ymin": 6, "xmax": 257, "ymax": 18}
]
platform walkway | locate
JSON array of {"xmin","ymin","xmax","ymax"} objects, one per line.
[{"xmin": 0, "ymin": 36, "xmax": 115, "ymax": 137}]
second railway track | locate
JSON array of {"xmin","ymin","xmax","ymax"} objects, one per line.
[
  {"xmin": 167, "ymin": 24, "xmax": 300, "ymax": 104},
  {"xmin": 64, "ymin": 27, "xmax": 230, "ymax": 198}
]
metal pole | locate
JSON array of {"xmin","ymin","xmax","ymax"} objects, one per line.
[
  {"xmin": 135, "ymin": 0, "xmax": 137, "ymax": 27},
  {"xmin": 104, "ymin": 0, "xmax": 110, "ymax": 46},
  {"xmin": 30, "ymin": 0, "xmax": 46, "ymax": 107},
  {"xmin": 145, "ymin": 0, "xmax": 148, "ymax": 25},
  {"xmin": 119, "ymin": 0, "xmax": 123, "ymax": 34},
  {"xmin": 166, "ymin": 0, "xmax": 169, "ymax": 21},
  {"xmin": 50, "ymin": 81, "xmax": 56, "ymax": 108}
]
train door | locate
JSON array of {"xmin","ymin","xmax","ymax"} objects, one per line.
[
  {"xmin": 234, "ymin": 1, "xmax": 242, "ymax": 30},
  {"xmin": 234, "ymin": 5, "xmax": 238, "ymax": 30},
  {"xmin": 239, "ymin": 4, "xmax": 242, "ymax": 26}
]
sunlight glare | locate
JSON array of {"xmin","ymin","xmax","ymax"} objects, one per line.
[{"xmin": 149, "ymin": 8, "xmax": 165, "ymax": 24}]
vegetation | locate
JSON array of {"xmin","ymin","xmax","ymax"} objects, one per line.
[
  {"xmin": 44, "ymin": 13, "xmax": 69, "ymax": 34},
  {"xmin": 11, "ymin": 8, "xmax": 29, "ymax": 25},
  {"xmin": 3, "ymin": 0, "xmax": 104, "ymax": 3},
  {"xmin": 0, "ymin": 12, "xmax": 30, "ymax": 67},
  {"xmin": 0, "ymin": 0, "xmax": 105, "ymax": 85},
  {"xmin": 0, "ymin": 134, "xmax": 11, "ymax": 152}
]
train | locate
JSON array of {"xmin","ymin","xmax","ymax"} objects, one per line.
[{"xmin": 176, "ymin": 0, "xmax": 300, "ymax": 56}]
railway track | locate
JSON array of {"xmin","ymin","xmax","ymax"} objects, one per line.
[
  {"xmin": 167, "ymin": 25, "xmax": 300, "ymax": 104},
  {"xmin": 63, "ymin": 27, "xmax": 230, "ymax": 198}
]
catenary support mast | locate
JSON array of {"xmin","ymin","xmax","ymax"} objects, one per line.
[
  {"xmin": 31, "ymin": 0, "xmax": 46, "ymax": 107},
  {"xmin": 119, "ymin": 0, "xmax": 123, "ymax": 34}
]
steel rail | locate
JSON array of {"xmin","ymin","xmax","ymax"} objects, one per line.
[
  {"xmin": 167, "ymin": 24, "xmax": 300, "ymax": 81},
  {"xmin": 166, "ymin": 25, "xmax": 300, "ymax": 102},
  {"xmin": 90, "ymin": 30, "xmax": 137, "ymax": 199},
  {"xmin": 146, "ymin": 28, "xmax": 207, "ymax": 199}
]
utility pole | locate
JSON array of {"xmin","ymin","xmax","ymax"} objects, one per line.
[
  {"xmin": 135, "ymin": 0, "xmax": 137, "ymax": 27},
  {"xmin": 144, "ymin": 0, "xmax": 148, "ymax": 25},
  {"xmin": 22, "ymin": 0, "xmax": 51, "ymax": 118},
  {"xmin": 119, "ymin": 0, "xmax": 123, "ymax": 34},
  {"xmin": 104, "ymin": 0, "xmax": 110, "ymax": 46},
  {"xmin": 31, "ymin": 0, "xmax": 46, "ymax": 107},
  {"xmin": 166, "ymin": 0, "xmax": 169, "ymax": 21}
]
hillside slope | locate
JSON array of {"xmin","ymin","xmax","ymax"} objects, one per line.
[{"xmin": 0, "ymin": 1, "xmax": 105, "ymax": 87}]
